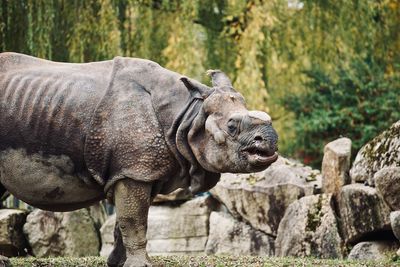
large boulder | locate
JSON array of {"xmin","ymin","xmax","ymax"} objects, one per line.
[
  {"xmin": 87, "ymin": 202, "xmax": 108, "ymax": 231},
  {"xmin": 348, "ymin": 241, "xmax": 398, "ymax": 260},
  {"xmin": 275, "ymin": 194, "xmax": 343, "ymax": 258},
  {"xmin": 321, "ymin": 137, "xmax": 352, "ymax": 195},
  {"xmin": 23, "ymin": 209, "xmax": 100, "ymax": 257},
  {"xmin": 338, "ymin": 184, "xmax": 391, "ymax": 244},
  {"xmin": 350, "ymin": 121, "xmax": 400, "ymax": 185},
  {"xmin": 100, "ymin": 196, "xmax": 215, "ymax": 256},
  {"xmin": 391, "ymin": 211, "xmax": 400, "ymax": 257},
  {"xmin": 0, "ymin": 209, "xmax": 28, "ymax": 256},
  {"xmin": 99, "ymin": 214, "xmax": 115, "ymax": 257},
  {"xmin": 390, "ymin": 211, "xmax": 400, "ymax": 242},
  {"xmin": 147, "ymin": 196, "xmax": 213, "ymax": 255},
  {"xmin": 211, "ymin": 156, "xmax": 321, "ymax": 236},
  {"xmin": 205, "ymin": 211, "xmax": 274, "ymax": 256},
  {"xmin": 375, "ymin": 167, "xmax": 400, "ymax": 210}
]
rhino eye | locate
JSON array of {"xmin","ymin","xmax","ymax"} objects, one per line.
[{"xmin": 227, "ymin": 119, "xmax": 239, "ymax": 136}]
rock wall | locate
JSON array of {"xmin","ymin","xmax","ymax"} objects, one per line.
[
  {"xmin": 1, "ymin": 120, "xmax": 399, "ymax": 260},
  {"xmin": 275, "ymin": 194, "xmax": 343, "ymax": 258},
  {"xmin": 23, "ymin": 209, "xmax": 100, "ymax": 257}
]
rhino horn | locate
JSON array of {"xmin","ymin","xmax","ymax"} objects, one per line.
[
  {"xmin": 180, "ymin": 77, "xmax": 213, "ymax": 99},
  {"xmin": 206, "ymin": 69, "xmax": 233, "ymax": 88},
  {"xmin": 248, "ymin": 110, "xmax": 272, "ymax": 123}
]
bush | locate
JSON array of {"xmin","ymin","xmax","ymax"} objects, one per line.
[{"xmin": 283, "ymin": 58, "xmax": 400, "ymax": 168}]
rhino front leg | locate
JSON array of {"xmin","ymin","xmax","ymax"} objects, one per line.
[
  {"xmin": 112, "ymin": 179, "xmax": 152, "ymax": 267},
  {"xmin": 0, "ymin": 255, "xmax": 11, "ymax": 267}
]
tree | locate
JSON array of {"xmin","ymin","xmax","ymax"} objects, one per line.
[{"xmin": 284, "ymin": 57, "xmax": 400, "ymax": 167}]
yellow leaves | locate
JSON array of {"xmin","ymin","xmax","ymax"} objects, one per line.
[
  {"xmin": 162, "ymin": 15, "xmax": 205, "ymax": 80},
  {"xmin": 67, "ymin": 0, "xmax": 120, "ymax": 62},
  {"xmin": 230, "ymin": 1, "xmax": 277, "ymax": 112}
]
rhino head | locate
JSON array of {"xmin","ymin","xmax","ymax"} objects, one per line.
[{"xmin": 180, "ymin": 70, "xmax": 278, "ymax": 174}]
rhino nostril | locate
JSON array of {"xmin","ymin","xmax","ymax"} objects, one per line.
[{"xmin": 254, "ymin": 135, "xmax": 263, "ymax": 141}]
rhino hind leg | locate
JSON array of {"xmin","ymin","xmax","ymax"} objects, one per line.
[{"xmin": 107, "ymin": 221, "xmax": 127, "ymax": 267}]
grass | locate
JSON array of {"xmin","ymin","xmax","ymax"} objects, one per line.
[{"xmin": 7, "ymin": 255, "xmax": 400, "ymax": 267}]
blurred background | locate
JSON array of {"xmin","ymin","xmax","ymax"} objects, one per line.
[{"xmin": 0, "ymin": 0, "xmax": 399, "ymax": 168}]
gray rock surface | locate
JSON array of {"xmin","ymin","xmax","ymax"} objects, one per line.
[
  {"xmin": 375, "ymin": 167, "xmax": 400, "ymax": 210},
  {"xmin": 0, "ymin": 209, "xmax": 28, "ymax": 256},
  {"xmin": 23, "ymin": 209, "xmax": 100, "ymax": 257},
  {"xmin": 100, "ymin": 196, "xmax": 214, "ymax": 256},
  {"xmin": 211, "ymin": 156, "xmax": 321, "ymax": 236},
  {"xmin": 99, "ymin": 214, "xmax": 115, "ymax": 257},
  {"xmin": 147, "ymin": 196, "xmax": 213, "ymax": 255},
  {"xmin": 350, "ymin": 121, "xmax": 400, "ymax": 185},
  {"xmin": 390, "ymin": 211, "xmax": 400, "ymax": 241},
  {"xmin": 275, "ymin": 194, "xmax": 343, "ymax": 258},
  {"xmin": 338, "ymin": 184, "xmax": 391, "ymax": 244},
  {"xmin": 205, "ymin": 211, "xmax": 274, "ymax": 256},
  {"xmin": 87, "ymin": 202, "xmax": 108, "ymax": 231},
  {"xmin": 348, "ymin": 241, "xmax": 398, "ymax": 260},
  {"xmin": 321, "ymin": 138, "xmax": 351, "ymax": 195}
]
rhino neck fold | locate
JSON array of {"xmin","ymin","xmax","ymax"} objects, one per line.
[{"xmin": 166, "ymin": 97, "xmax": 220, "ymax": 194}]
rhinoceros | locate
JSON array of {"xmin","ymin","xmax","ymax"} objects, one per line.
[{"xmin": 0, "ymin": 52, "xmax": 278, "ymax": 266}]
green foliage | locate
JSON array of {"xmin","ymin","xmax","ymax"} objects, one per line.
[
  {"xmin": 0, "ymin": 0, "xmax": 399, "ymax": 164},
  {"xmin": 284, "ymin": 58, "xmax": 400, "ymax": 167}
]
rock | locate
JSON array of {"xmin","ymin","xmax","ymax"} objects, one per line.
[
  {"xmin": 146, "ymin": 237, "xmax": 208, "ymax": 255},
  {"xmin": 350, "ymin": 121, "xmax": 400, "ymax": 185},
  {"xmin": 338, "ymin": 184, "xmax": 391, "ymax": 244},
  {"xmin": 153, "ymin": 188, "xmax": 193, "ymax": 203},
  {"xmin": 211, "ymin": 156, "xmax": 321, "ymax": 236},
  {"xmin": 275, "ymin": 194, "xmax": 343, "ymax": 258},
  {"xmin": 0, "ymin": 209, "xmax": 28, "ymax": 256},
  {"xmin": 205, "ymin": 211, "xmax": 274, "ymax": 256},
  {"xmin": 390, "ymin": 211, "xmax": 400, "ymax": 241},
  {"xmin": 87, "ymin": 202, "xmax": 108, "ymax": 231},
  {"xmin": 348, "ymin": 241, "xmax": 398, "ymax": 260},
  {"xmin": 147, "ymin": 196, "xmax": 212, "ymax": 239},
  {"xmin": 321, "ymin": 138, "xmax": 352, "ymax": 195},
  {"xmin": 100, "ymin": 196, "xmax": 215, "ymax": 256},
  {"xmin": 147, "ymin": 196, "xmax": 213, "ymax": 255},
  {"xmin": 375, "ymin": 167, "xmax": 400, "ymax": 210},
  {"xmin": 23, "ymin": 209, "xmax": 100, "ymax": 257},
  {"xmin": 99, "ymin": 214, "xmax": 115, "ymax": 257}
]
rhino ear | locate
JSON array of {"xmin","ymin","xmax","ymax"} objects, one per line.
[
  {"xmin": 206, "ymin": 69, "xmax": 233, "ymax": 88},
  {"xmin": 180, "ymin": 77, "xmax": 213, "ymax": 99}
]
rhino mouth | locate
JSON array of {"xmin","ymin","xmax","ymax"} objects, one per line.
[{"xmin": 242, "ymin": 146, "xmax": 278, "ymax": 166}]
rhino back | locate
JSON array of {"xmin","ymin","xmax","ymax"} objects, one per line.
[{"xmin": 0, "ymin": 52, "xmax": 113, "ymax": 169}]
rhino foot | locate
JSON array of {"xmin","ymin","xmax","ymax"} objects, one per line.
[
  {"xmin": 0, "ymin": 255, "xmax": 11, "ymax": 267},
  {"xmin": 123, "ymin": 254, "xmax": 152, "ymax": 267}
]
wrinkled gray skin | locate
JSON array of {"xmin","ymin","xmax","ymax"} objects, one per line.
[{"xmin": 0, "ymin": 53, "xmax": 278, "ymax": 266}]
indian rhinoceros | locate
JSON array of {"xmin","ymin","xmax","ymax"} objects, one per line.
[{"xmin": 0, "ymin": 52, "xmax": 278, "ymax": 266}]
